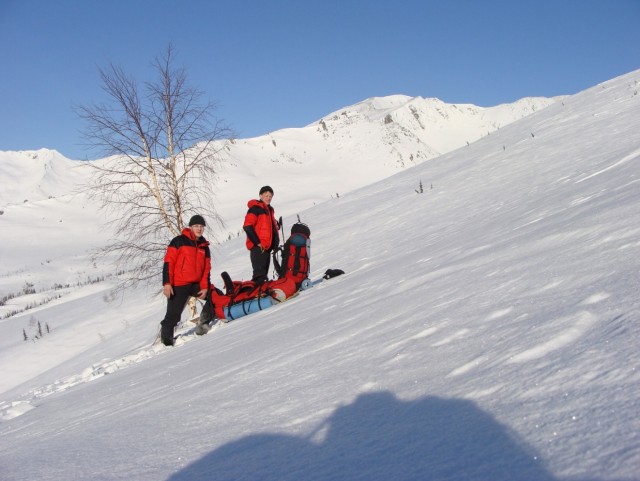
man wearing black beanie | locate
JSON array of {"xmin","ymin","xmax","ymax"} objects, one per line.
[
  {"xmin": 243, "ymin": 186, "xmax": 279, "ymax": 284},
  {"xmin": 159, "ymin": 215, "xmax": 211, "ymax": 346}
]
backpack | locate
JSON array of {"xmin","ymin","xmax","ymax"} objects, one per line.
[
  {"xmin": 201, "ymin": 271, "xmax": 300, "ymax": 322},
  {"xmin": 220, "ymin": 271, "xmax": 269, "ymax": 304},
  {"xmin": 274, "ymin": 222, "xmax": 310, "ymax": 287},
  {"xmin": 201, "ymin": 272, "xmax": 273, "ymax": 321}
]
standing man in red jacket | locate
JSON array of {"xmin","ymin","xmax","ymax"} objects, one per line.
[
  {"xmin": 243, "ymin": 186, "xmax": 279, "ymax": 284},
  {"xmin": 160, "ymin": 215, "xmax": 211, "ymax": 346}
]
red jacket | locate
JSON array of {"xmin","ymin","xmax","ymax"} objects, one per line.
[
  {"xmin": 162, "ymin": 228, "xmax": 211, "ymax": 289},
  {"xmin": 243, "ymin": 199, "xmax": 279, "ymax": 250}
]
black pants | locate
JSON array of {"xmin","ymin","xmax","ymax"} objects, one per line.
[
  {"xmin": 250, "ymin": 247, "xmax": 271, "ymax": 284},
  {"xmin": 161, "ymin": 283, "xmax": 201, "ymax": 345}
]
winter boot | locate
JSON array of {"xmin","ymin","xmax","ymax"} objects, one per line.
[
  {"xmin": 160, "ymin": 321, "xmax": 175, "ymax": 346},
  {"xmin": 195, "ymin": 320, "xmax": 211, "ymax": 336}
]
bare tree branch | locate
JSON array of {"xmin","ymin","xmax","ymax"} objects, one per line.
[{"xmin": 76, "ymin": 44, "xmax": 234, "ymax": 289}]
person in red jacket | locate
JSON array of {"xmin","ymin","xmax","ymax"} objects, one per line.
[
  {"xmin": 160, "ymin": 214, "xmax": 211, "ymax": 346},
  {"xmin": 243, "ymin": 186, "xmax": 279, "ymax": 284}
]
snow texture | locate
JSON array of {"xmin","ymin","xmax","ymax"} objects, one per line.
[{"xmin": 0, "ymin": 71, "xmax": 639, "ymax": 480}]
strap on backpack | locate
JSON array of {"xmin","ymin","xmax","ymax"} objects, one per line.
[
  {"xmin": 293, "ymin": 245, "xmax": 302, "ymax": 275},
  {"xmin": 272, "ymin": 246, "xmax": 283, "ymax": 279}
]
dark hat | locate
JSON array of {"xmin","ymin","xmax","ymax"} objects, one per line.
[
  {"xmin": 259, "ymin": 185, "xmax": 274, "ymax": 195},
  {"xmin": 188, "ymin": 214, "xmax": 206, "ymax": 227}
]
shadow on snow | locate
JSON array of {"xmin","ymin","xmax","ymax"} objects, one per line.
[{"xmin": 168, "ymin": 391, "xmax": 568, "ymax": 481}]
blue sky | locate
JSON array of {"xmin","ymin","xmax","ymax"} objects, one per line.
[{"xmin": 1, "ymin": 0, "xmax": 638, "ymax": 160}]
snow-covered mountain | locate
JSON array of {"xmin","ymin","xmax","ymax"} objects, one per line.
[
  {"xmin": 0, "ymin": 149, "xmax": 87, "ymax": 207},
  {"xmin": 0, "ymin": 94, "xmax": 552, "ymax": 301},
  {"xmin": 0, "ymin": 94, "xmax": 557, "ymax": 239},
  {"xmin": 0, "ymin": 72, "xmax": 639, "ymax": 480},
  {"xmin": 217, "ymin": 95, "xmax": 559, "ymax": 233}
]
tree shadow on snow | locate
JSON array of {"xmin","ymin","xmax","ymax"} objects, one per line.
[{"xmin": 166, "ymin": 391, "xmax": 566, "ymax": 481}]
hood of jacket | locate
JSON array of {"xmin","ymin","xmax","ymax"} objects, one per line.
[
  {"xmin": 181, "ymin": 227, "xmax": 209, "ymax": 246},
  {"xmin": 247, "ymin": 199, "xmax": 267, "ymax": 209}
]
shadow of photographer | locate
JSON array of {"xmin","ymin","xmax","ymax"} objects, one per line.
[{"xmin": 168, "ymin": 391, "xmax": 559, "ymax": 481}]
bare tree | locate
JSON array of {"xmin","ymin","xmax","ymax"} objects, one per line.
[{"xmin": 77, "ymin": 44, "xmax": 233, "ymax": 288}]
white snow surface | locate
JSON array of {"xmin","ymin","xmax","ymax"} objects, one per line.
[{"xmin": 0, "ymin": 73, "xmax": 639, "ymax": 480}]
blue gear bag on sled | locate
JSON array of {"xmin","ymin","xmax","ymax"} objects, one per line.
[{"xmin": 224, "ymin": 295, "xmax": 276, "ymax": 321}]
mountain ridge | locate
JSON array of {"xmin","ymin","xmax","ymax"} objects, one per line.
[{"xmin": 0, "ymin": 94, "xmax": 560, "ymax": 251}]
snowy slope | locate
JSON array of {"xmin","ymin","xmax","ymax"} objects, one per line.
[
  {"xmin": 0, "ymin": 71, "xmax": 639, "ymax": 480},
  {"xmin": 0, "ymin": 149, "xmax": 87, "ymax": 206},
  {"xmin": 216, "ymin": 95, "xmax": 558, "ymax": 235}
]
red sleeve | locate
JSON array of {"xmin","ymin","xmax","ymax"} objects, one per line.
[
  {"xmin": 200, "ymin": 255, "xmax": 211, "ymax": 290},
  {"xmin": 162, "ymin": 245, "xmax": 178, "ymax": 285}
]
